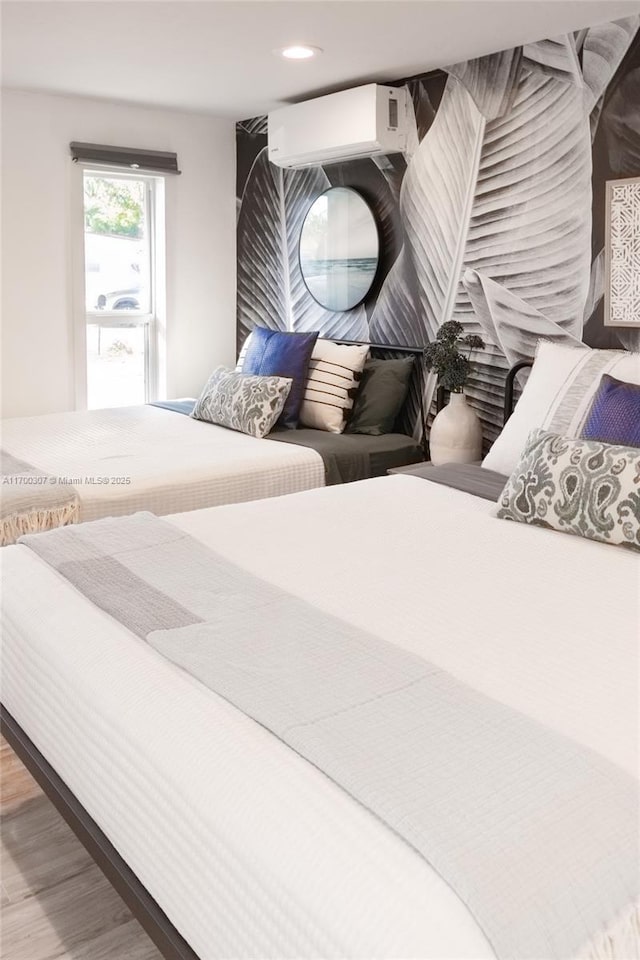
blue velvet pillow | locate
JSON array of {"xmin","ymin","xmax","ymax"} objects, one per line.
[
  {"xmin": 581, "ymin": 374, "xmax": 640, "ymax": 447},
  {"xmin": 242, "ymin": 327, "xmax": 319, "ymax": 429}
]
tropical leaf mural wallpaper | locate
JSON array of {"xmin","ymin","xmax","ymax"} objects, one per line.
[{"xmin": 236, "ymin": 18, "xmax": 639, "ymax": 447}]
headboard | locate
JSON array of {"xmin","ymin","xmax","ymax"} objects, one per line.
[
  {"xmin": 331, "ymin": 339, "xmax": 431, "ymax": 457},
  {"xmin": 236, "ymin": 331, "xmax": 434, "ymax": 457},
  {"xmin": 504, "ymin": 360, "xmax": 533, "ymax": 424}
]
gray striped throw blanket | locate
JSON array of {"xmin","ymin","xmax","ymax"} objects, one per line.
[{"xmin": 20, "ymin": 512, "xmax": 640, "ymax": 960}]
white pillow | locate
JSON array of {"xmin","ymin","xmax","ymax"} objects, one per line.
[
  {"xmin": 236, "ymin": 334, "xmax": 251, "ymax": 371},
  {"xmin": 299, "ymin": 340, "xmax": 369, "ymax": 433},
  {"xmin": 484, "ymin": 341, "xmax": 640, "ymax": 476}
]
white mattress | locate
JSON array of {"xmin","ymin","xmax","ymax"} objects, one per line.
[
  {"xmin": 1, "ymin": 405, "xmax": 324, "ymax": 520},
  {"xmin": 2, "ymin": 476, "xmax": 638, "ymax": 959}
]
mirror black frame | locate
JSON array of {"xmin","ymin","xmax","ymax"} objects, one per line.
[{"xmin": 298, "ymin": 186, "xmax": 380, "ymax": 312}]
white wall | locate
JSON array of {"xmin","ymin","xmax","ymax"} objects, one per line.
[{"xmin": 1, "ymin": 89, "xmax": 236, "ymax": 417}]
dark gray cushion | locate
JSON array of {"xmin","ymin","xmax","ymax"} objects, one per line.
[{"xmin": 346, "ymin": 357, "xmax": 414, "ymax": 436}]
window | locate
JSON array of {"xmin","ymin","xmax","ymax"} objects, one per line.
[{"xmin": 81, "ymin": 170, "xmax": 165, "ymax": 409}]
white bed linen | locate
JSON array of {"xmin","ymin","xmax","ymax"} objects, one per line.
[
  {"xmin": 1, "ymin": 405, "xmax": 324, "ymax": 520},
  {"xmin": 2, "ymin": 476, "xmax": 638, "ymax": 959}
]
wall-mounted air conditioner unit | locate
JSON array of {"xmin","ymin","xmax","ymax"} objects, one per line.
[{"xmin": 268, "ymin": 84, "xmax": 410, "ymax": 169}]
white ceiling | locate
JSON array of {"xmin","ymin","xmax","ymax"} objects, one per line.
[{"xmin": 2, "ymin": 0, "xmax": 639, "ymax": 120}]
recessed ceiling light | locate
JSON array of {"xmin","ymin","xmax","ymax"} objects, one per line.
[{"xmin": 277, "ymin": 45, "xmax": 323, "ymax": 60}]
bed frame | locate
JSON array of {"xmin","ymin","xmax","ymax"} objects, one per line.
[
  {"xmin": 333, "ymin": 339, "xmax": 435, "ymax": 458},
  {"xmin": 504, "ymin": 360, "xmax": 533, "ymax": 423},
  {"xmin": 0, "ymin": 706, "xmax": 200, "ymax": 960},
  {"xmin": 0, "ymin": 359, "xmax": 525, "ymax": 960},
  {"xmin": 236, "ymin": 335, "xmax": 439, "ymax": 459}
]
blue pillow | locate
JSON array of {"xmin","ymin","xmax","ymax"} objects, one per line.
[
  {"xmin": 581, "ymin": 374, "xmax": 640, "ymax": 447},
  {"xmin": 242, "ymin": 327, "xmax": 319, "ymax": 429}
]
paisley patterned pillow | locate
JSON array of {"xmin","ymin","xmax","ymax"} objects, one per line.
[
  {"xmin": 496, "ymin": 429, "xmax": 640, "ymax": 551},
  {"xmin": 191, "ymin": 366, "xmax": 292, "ymax": 439}
]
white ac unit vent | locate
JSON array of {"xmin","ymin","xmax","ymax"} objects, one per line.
[{"xmin": 268, "ymin": 84, "xmax": 410, "ymax": 169}]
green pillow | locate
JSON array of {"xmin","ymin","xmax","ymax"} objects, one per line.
[{"xmin": 345, "ymin": 357, "xmax": 414, "ymax": 436}]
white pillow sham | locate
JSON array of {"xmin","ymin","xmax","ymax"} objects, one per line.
[
  {"xmin": 484, "ymin": 342, "xmax": 640, "ymax": 476},
  {"xmin": 299, "ymin": 339, "xmax": 369, "ymax": 433},
  {"xmin": 236, "ymin": 335, "xmax": 251, "ymax": 371}
]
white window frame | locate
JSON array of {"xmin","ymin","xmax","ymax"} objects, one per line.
[{"xmin": 72, "ymin": 164, "xmax": 166, "ymax": 409}]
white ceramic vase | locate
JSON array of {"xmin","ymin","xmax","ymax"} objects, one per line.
[{"xmin": 429, "ymin": 392, "xmax": 483, "ymax": 465}]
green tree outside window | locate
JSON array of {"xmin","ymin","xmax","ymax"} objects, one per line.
[{"xmin": 84, "ymin": 177, "xmax": 144, "ymax": 239}]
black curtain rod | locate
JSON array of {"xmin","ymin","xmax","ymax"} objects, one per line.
[{"xmin": 70, "ymin": 142, "xmax": 181, "ymax": 175}]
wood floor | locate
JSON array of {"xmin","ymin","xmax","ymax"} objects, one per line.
[{"xmin": 0, "ymin": 736, "xmax": 163, "ymax": 960}]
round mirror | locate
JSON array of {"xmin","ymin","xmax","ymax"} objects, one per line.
[{"xmin": 299, "ymin": 187, "xmax": 379, "ymax": 311}]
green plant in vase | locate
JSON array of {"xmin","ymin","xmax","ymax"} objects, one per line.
[
  {"xmin": 423, "ymin": 321, "xmax": 485, "ymax": 393},
  {"xmin": 423, "ymin": 321, "xmax": 486, "ymax": 465}
]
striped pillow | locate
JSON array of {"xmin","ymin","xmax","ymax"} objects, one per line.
[{"xmin": 299, "ymin": 340, "xmax": 369, "ymax": 433}]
